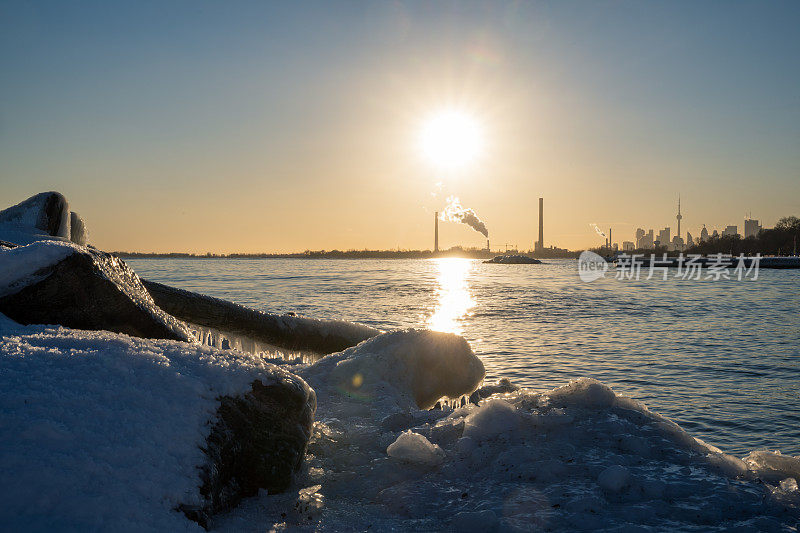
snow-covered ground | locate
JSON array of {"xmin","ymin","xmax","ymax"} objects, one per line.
[{"xmin": 2, "ymin": 312, "xmax": 799, "ymax": 531}]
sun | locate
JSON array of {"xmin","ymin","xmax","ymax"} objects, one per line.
[{"xmin": 418, "ymin": 110, "xmax": 483, "ymax": 170}]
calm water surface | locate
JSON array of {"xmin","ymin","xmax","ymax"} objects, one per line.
[{"xmin": 127, "ymin": 258, "xmax": 800, "ymax": 457}]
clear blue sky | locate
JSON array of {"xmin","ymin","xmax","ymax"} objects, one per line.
[{"xmin": 1, "ymin": 1, "xmax": 798, "ymax": 252}]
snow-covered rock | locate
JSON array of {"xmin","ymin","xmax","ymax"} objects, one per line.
[
  {"xmin": 0, "ymin": 315, "xmax": 316, "ymax": 531},
  {"xmin": 0, "ymin": 240, "xmax": 191, "ymax": 341},
  {"xmin": 193, "ymin": 370, "xmax": 316, "ymax": 524},
  {"xmin": 0, "ymin": 191, "xmax": 87, "ymax": 246}
]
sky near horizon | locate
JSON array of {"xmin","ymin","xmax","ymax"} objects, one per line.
[{"xmin": 1, "ymin": 1, "xmax": 799, "ymax": 253}]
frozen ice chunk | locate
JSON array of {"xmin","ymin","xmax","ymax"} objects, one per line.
[
  {"xmin": 387, "ymin": 431, "xmax": 445, "ymax": 467},
  {"xmin": 744, "ymin": 450, "xmax": 800, "ymax": 484},
  {"xmin": 69, "ymin": 212, "xmax": 88, "ymax": 245},
  {"xmin": 598, "ymin": 465, "xmax": 630, "ymax": 492},
  {"xmin": 304, "ymin": 329, "xmax": 485, "ymax": 410},
  {"xmin": 462, "ymin": 398, "xmax": 519, "ymax": 441},
  {"xmin": 546, "ymin": 377, "xmax": 616, "ymax": 408}
]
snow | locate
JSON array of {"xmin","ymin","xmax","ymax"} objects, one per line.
[
  {"xmin": 0, "ymin": 314, "xmax": 305, "ymax": 532},
  {"xmin": 597, "ymin": 465, "xmax": 631, "ymax": 492},
  {"xmin": 462, "ymin": 397, "xmax": 520, "ymax": 441},
  {"xmin": 387, "ymin": 431, "xmax": 446, "ymax": 467},
  {"xmin": 0, "ymin": 240, "xmax": 80, "ymax": 296},
  {"xmin": 450, "ymin": 509, "xmax": 499, "ymax": 532},
  {"xmin": 214, "ymin": 371, "xmax": 800, "ymax": 532},
  {"xmin": 0, "ymin": 192, "xmax": 71, "ymax": 245},
  {"xmin": 0, "ymin": 193, "xmax": 50, "ymax": 229},
  {"xmin": 3, "ymin": 309, "xmax": 800, "ymax": 531}
]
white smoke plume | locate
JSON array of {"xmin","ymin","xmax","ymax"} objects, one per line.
[
  {"xmin": 590, "ymin": 223, "xmax": 606, "ymax": 238},
  {"xmin": 440, "ymin": 196, "xmax": 489, "ymax": 237}
]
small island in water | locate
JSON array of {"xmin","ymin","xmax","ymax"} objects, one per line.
[{"xmin": 483, "ymin": 254, "xmax": 543, "ymax": 264}]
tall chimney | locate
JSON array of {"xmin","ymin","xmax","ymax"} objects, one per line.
[
  {"xmin": 537, "ymin": 197, "xmax": 544, "ymax": 251},
  {"xmin": 434, "ymin": 211, "xmax": 439, "ymax": 253},
  {"xmin": 609, "ymin": 228, "xmax": 612, "ymax": 252},
  {"xmin": 487, "ymin": 239, "xmax": 490, "ymax": 252}
]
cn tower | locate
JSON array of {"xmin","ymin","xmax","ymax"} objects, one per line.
[{"xmin": 676, "ymin": 195, "xmax": 682, "ymax": 250}]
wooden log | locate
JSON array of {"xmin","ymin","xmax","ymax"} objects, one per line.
[{"xmin": 141, "ymin": 279, "xmax": 380, "ymax": 355}]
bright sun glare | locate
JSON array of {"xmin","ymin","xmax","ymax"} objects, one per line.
[{"xmin": 418, "ymin": 110, "xmax": 483, "ymax": 170}]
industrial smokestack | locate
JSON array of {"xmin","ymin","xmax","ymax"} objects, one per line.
[
  {"xmin": 434, "ymin": 211, "xmax": 439, "ymax": 253},
  {"xmin": 537, "ymin": 197, "xmax": 543, "ymax": 251},
  {"xmin": 487, "ymin": 239, "xmax": 490, "ymax": 252}
]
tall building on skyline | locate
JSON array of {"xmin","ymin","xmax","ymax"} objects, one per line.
[
  {"xmin": 657, "ymin": 227, "xmax": 671, "ymax": 247},
  {"xmin": 744, "ymin": 218, "xmax": 762, "ymax": 238}
]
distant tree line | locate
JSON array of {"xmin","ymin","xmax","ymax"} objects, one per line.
[
  {"xmin": 112, "ymin": 246, "xmax": 502, "ymax": 260},
  {"xmin": 686, "ymin": 216, "xmax": 800, "ymax": 256}
]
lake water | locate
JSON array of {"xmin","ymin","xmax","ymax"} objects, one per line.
[{"xmin": 127, "ymin": 257, "xmax": 800, "ymax": 457}]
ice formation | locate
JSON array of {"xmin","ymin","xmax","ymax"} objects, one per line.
[
  {"xmin": 301, "ymin": 328, "xmax": 486, "ymax": 410},
  {"xmin": 387, "ymin": 431, "xmax": 446, "ymax": 467},
  {"xmin": 0, "ymin": 191, "xmax": 87, "ymax": 246},
  {"xmin": 143, "ymin": 279, "xmax": 380, "ymax": 357},
  {"xmin": 214, "ymin": 367, "xmax": 800, "ymax": 531}
]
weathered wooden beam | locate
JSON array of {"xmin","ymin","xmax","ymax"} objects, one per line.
[{"xmin": 141, "ymin": 279, "xmax": 380, "ymax": 355}]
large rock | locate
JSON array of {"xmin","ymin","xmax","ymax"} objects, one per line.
[
  {"xmin": 183, "ymin": 372, "xmax": 317, "ymax": 527},
  {"xmin": 0, "ymin": 191, "xmax": 88, "ymax": 245},
  {"xmin": 0, "ymin": 319, "xmax": 317, "ymax": 530},
  {"xmin": 0, "ymin": 241, "xmax": 191, "ymax": 341}
]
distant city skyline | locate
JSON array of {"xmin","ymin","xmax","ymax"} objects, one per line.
[{"xmin": 610, "ymin": 196, "xmax": 768, "ymax": 252}]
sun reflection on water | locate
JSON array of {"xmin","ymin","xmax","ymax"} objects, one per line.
[{"xmin": 427, "ymin": 258, "xmax": 475, "ymax": 334}]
